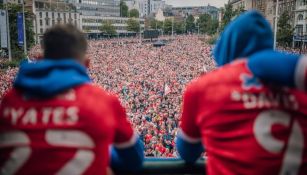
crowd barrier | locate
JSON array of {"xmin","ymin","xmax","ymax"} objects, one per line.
[{"xmin": 114, "ymin": 158, "xmax": 206, "ymax": 175}]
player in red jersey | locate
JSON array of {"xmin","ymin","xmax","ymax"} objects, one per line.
[
  {"xmin": 0, "ymin": 25, "xmax": 143, "ymax": 175},
  {"xmin": 176, "ymin": 11, "xmax": 307, "ymax": 175}
]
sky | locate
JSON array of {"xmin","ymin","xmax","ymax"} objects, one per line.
[{"xmin": 165, "ymin": 0, "xmax": 228, "ymax": 8}]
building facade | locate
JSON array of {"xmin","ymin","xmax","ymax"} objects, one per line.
[
  {"xmin": 229, "ymin": 0, "xmax": 253, "ymax": 11},
  {"xmin": 81, "ymin": 15, "xmax": 145, "ymax": 35},
  {"xmin": 68, "ymin": 0, "xmax": 120, "ymax": 17},
  {"xmin": 171, "ymin": 5, "xmax": 219, "ymax": 20},
  {"xmin": 124, "ymin": 0, "xmax": 165, "ymax": 17},
  {"xmin": 266, "ymin": 0, "xmax": 296, "ymax": 26},
  {"xmin": 33, "ymin": 0, "xmax": 81, "ymax": 42},
  {"xmin": 293, "ymin": 0, "xmax": 307, "ymax": 45}
]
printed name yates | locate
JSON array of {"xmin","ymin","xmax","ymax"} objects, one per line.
[
  {"xmin": 2, "ymin": 107, "xmax": 79, "ymax": 126},
  {"xmin": 231, "ymin": 90, "xmax": 299, "ymax": 110}
]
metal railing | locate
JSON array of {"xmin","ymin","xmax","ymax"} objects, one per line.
[{"xmin": 114, "ymin": 158, "xmax": 206, "ymax": 175}]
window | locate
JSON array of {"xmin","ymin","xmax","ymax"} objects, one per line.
[{"xmin": 298, "ymin": 14, "xmax": 304, "ymax": 21}]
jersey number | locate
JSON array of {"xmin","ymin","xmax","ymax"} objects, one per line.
[
  {"xmin": 253, "ymin": 110, "xmax": 304, "ymax": 175},
  {"xmin": 0, "ymin": 130, "xmax": 95, "ymax": 175}
]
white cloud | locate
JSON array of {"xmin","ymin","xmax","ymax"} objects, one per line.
[{"xmin": 165, "ymin": 0, "xmax": 228, "ymax": 8}]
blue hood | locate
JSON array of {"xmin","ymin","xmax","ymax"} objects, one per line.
[
  {"xmin": 213, "ymin": 10, "xmax": 273, "ymax": 67},
  {"xmin": 14, "ymin": 59, "xmax": 91, "ymax": 98}
]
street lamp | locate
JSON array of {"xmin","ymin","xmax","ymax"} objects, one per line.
[
  {"xmin": 273, "ymin": 0, "xmax": 279, "ymax": 50},
  {"xmin": 22, "ymin": 0, "xmax": 27, "ymax": 56},
  {"xmin": 5, "ymin": 0, "xmax": 12, "ymax": 61}
]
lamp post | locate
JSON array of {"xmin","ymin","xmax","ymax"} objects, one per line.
[
  {"xmin": 171, "ymin": 17, "xmax": 174, "ymax": 39},
  {"xmin": 5, "ymin": 0, "xmax": 12, "ymax": 61},
  {"xmin": 22, "ymin": 0, "xmax": 27, "ymax": 56},
  {"xmin": 273, "ymin": 0, "xmax": 279, "ymax": 50}
]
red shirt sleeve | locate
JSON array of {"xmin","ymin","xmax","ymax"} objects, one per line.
[
  {"xmin": 180, "ymin": 82, "xmax": 201, "ymax": 139},
  {"xmin": 110, "ymin": 95, "xmax": 136, "ymax": 147},
  {"xmin": 295, "ymin": 55, "xmax": 307, "ymax": 91}
]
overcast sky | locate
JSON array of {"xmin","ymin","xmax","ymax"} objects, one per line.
[{"xmin": 165, "ymin": 0, "xmax": 228, "ymax": 8}]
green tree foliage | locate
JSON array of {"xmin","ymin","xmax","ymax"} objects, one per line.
[
  {"xmin": 126, "ymin": 18, "xmax": 140, "ymax": 33},
  {"xmin": 234, "ymin": 6, "xmax": 245, "ymax": 17},
  {"xmin": 149, "ymin": 19, "xmax": 163, "ymax": 29},
  {"xmin": 220, "ymin": 4, "xmax": 233, "ymax": 31},
  {"xmin": 129, "ymin": 9, "xmax": 139, "ymax": 18},
  {"xmin": 163, "ymin": 19, "xmax": 173, "ymax": 34},
  {"xmin": 1, "ymin": 3, "xmax": 35, "ymax": 60},
  {"xmin": 277, "ymin": 11, "xmax": 294, "ymax": 47},
  {"xmin": 100, "ymin": 20, "xmax": 117, "ymax": 36},
  {"xmin": 120, "ymin": 1, "xmax": 128, "ymax": 17},
  {"xmin": 186, "ymin": 15, "xmax": 195, "ymax": 33},
  {"xmin": 174, "ymin": 21, "xmax": 184, "ymax": 34},
  {"xmin": 220, "ymin": 4, "xmax": 245, "ymax": 32},
  {"xmin": 197, "ymin": 14, "xmax": 219, "ymax": 35}
]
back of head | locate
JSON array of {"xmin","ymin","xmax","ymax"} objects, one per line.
[
  {"xmin": 213, "ymin": 10, "xmax": 273, "ymax": 67},
  {"xmin": 43, "ymin": 24, "xmax": 87, "ymax": 61}
]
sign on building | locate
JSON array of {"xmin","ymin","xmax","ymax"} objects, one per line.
[
  {"xmin": 17, "ymin": 12, "xmax": 24, "ymax": 47},
  {"xmin": 0, "ymin": 10, "xmax": 8, "ymax": 48}
]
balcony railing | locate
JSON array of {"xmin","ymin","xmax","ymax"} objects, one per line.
[{"xmin": 114, "ymin": 158, "xmax": 206, "ymax": 175}]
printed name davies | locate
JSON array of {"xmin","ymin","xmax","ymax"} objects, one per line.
[{"xmin": 231, "ymin": 90, "xmax": 299, "ymax": 110}]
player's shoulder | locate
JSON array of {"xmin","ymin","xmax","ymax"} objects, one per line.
[
  {"xmin": 1, "ymin": 88, "xmax": 22, "ymax": 106},
  {"xmin": 190, "ymin": 60, "xmax": 248, "ymax": 90},
  {"xmin": 74, "ymin": 83, "xmax": 118, "ymax": 105}
]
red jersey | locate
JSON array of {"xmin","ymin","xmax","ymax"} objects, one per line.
[
  {"xmin": 180, "ymin": 60, "xmax": 307, "ymax": 175},
  {"xmin": 295, "ymin": 55, "xmax": 307, "ymax": 91},
  {"xmin": 0, "ymin": 84, "xmax": 136, "ymax": 175}
]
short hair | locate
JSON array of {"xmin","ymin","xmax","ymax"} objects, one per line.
[{"xmin": 42, "ymin": 24, "xmax": 87, "ymax": 60}]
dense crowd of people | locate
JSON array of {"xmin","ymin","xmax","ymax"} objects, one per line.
[
  {"xmin": 0, "ymin": 35, "xmax": 304, "ymax": 157},
  {"xmin": 0, "ymin": 35, "xmax": 215, "ymax": 157}
]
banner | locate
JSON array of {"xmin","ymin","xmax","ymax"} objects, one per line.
[
  {"xmin": 0, "ymin": 10, "xmax": 8, "ymax": 48},
  {"xmin": 17, "ymin": 12, "xmax": 24, "ymax": 47}
]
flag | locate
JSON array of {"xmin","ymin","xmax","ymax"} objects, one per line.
[
  {"xmin": 164, "ymin": 83, "xmax": 171, "ymax": 96},
  {"xmin": 203, "ymin": 65, "xmax": 207, "ymax": 73},
  {"xmin": 17, "ymin": 12, "xmax": 24, "ymax": 47}
]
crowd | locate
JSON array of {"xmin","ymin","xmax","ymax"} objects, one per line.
[
  {"xmin": 87, "ymin": 35, "xmax": 215, "ymax": 157},
  {"xmin": 1, "ymin": 35, "xmax": 306, "ymax": 157},
  {"xmin": 278, "ymin": 46, "xmax": 307, "ymax": 54},
  {"xmin": 4, "ymin": 35, "xmax": 305, "ymax": 157},
  {"xmin": 0, "ymin": 35, "xmax": 215, "ymax": 157},
  {"xmin": 2, "ymin": 35, "xmax": 305, "ymax": 157}
]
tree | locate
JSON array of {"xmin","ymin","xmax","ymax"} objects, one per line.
[
  {"xmin": 149, "ymin": 19, "xmax": 163, "ymax": 30},
  {"xmin": 120, "ymin": 1, "xmax": 128, "ymax": 17},
  {"xmin": 129, "ymin": 9, "xmax": 139, "ymax": 18},
  {"xmin": 186, "ymin": 15, "xmax": 195, "ymax": 33},
  {"xmin": 126, "ymin": 18, "xmax": 140, "ymax": 33},
  {"xmin": 277, "ymin": 11, "xmax": 294, "ymax": 47},
  {"xmin": 196, "ymin": 14, "xmax": 218, "ymax": 35},
  {"xmin": 198, "ymin": 14, "xmax": 211, "ymax": 34},
  {"xmin": 208, "ymin": 19, "xmax": 219, "ymax": 35},
  {"xmin": 174, "ymin": 21, "xmax": 184, "ymax": 34},
  {"xmin": 100, "ymin": 20, "xmax": 117, "ymax": 36},
  {"xmin": 220, "ymin": 4, "xmax": 245, "ymax": 32},
  {"xmin": 163, "ymin": 19, "xmax": 173, "ymax": 34},
  {"xmin": 220, "ymin": 4, "xmax": 233, "ymax": 31},
  {"xmin": 1, "ymin": 3, "xmax": 35, "ymax": 60}
]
